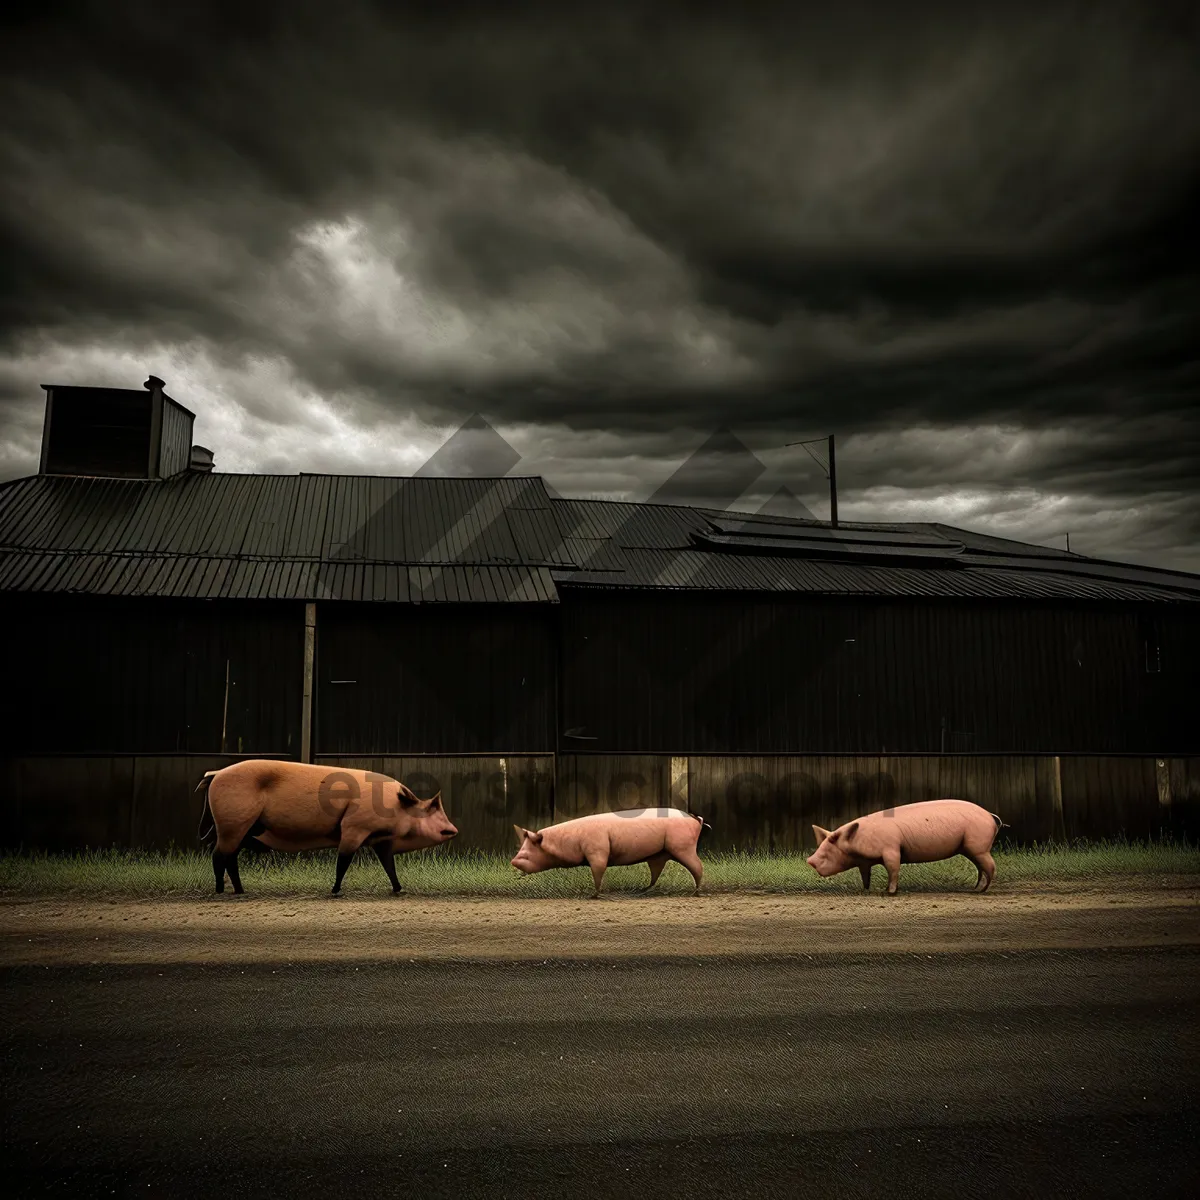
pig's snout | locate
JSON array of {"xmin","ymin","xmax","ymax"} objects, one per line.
[
  {"xmin": 440, "ymin": 827, "xmax": 458, "ymax": 839},
  {"xmin": 805, "ymin": 853, "xmax": 834, "ymax": 877}
]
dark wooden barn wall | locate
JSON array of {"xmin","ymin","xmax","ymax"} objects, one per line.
[
  {"xmin": 683, "ymin": 755, "xmax": 1064, "ymax": 850},
  {"xmin": 1, "ymin": 586, "xmax": 1197, "ymax": 856},
  {"xmin": 0, "ymin": 595, "xmax": 304, "ymax": 755},
  {"xmin": 1, "ymin": 752, "xmax": 1196, "ymax": 854},
  {"xmin": 558, "ymin": 593, "xmax": 1199, "ymax": 754},
  {"xmin": 558, "ymin": 753, "xmax": 1197, "ymax": 852},
  {"xmin": 314, "ymin": 603, "xmax": 557, "ymax": 754},
  {"xmin": 0, "ymin": 755, "xmax": 290, "ymax": 851}
]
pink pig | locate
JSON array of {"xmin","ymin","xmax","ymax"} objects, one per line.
[
  {"xmin": 511, "ymin": 807, "xmax": 709, "ymax": 897},
  {"xmin": 807, "ymin": 799, "xmax": 1006, "ymax": 895}
]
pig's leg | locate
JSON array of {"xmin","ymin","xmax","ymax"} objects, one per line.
[
  {"xmin": 966, "ymin": 850, "xmax": 996, "ymax": 893},
  {"xmin": 225, "ymin": 851, "xmax": 245, "ymax": 896},
  {"xmin": 212, "ymin": 850, "xmax": 245, "ymax": 896},
  {"xmin": 672, "ymin": 848, "xmax": 704, "ymax": 895},
  {"xmin": 882, "ymin": 848, "xmax": 902, "ymax": 895},
  {"xmin": 371, "ymin": 842, "xmax": 403, "ymax": 894},
  {"xmin": 213, "ymin": 809, "xmax": 256, "ymax": 896},
  {"xmin": 640, "ymin": 852, "xmax": 669, "ymax": 893},
  {"xmin": 587, "ymin": 856, "xmax": 608, "ymax": 898},
  {"xmin": 332, "ymin": 852, "xmax": 356, "ymax": 895},
  {"xmin": 962, "ymin": 851, "xmax": 984, "ymax": 891},
  {"xmin": 859, "ymin": 864, "xmax": 872, "ymax": 891},
  {"xmin": 332, "ymin": 830, "xmax": 372, "ymax": 896}
]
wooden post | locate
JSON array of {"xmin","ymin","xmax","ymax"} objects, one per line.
[
  {"xmin": 1155, "ymin": 759, "xmax": 1172, "ymax": 808},
  {"xmin": 219, "ymin": 658, "xmax": 230, "ymax": 754},
  {"xmin": 300, "ymin": 602, "xmax": 316, "ymax": 763},
  {"xmin": 827, "ymin": 433, "xmax": 838, "ymax": 528},
  {"xmin": 1156, "ymin": 758, "xmax": 1173, "ymax": 839},
  {"xmin": 1051, "ymin": 755, "xmax": 1066, "ymax": 842},
  {"xmin": 670, "ymin": 756, "xmax": 689, "ymax": 811}
]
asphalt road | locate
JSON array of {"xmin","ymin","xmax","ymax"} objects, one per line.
[{"xmin": 3, "ymin": 948, "xmax": 1198, "ymax": 1199}]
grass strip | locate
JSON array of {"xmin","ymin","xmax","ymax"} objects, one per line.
[{"xmin": 1, "ymin": 837, "xmax": 1196, "ymax": 899}]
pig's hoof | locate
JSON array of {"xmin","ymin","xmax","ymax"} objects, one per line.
[{"xmin": 392, "ymin": 887, "xmax": 404, "ymax": 896}]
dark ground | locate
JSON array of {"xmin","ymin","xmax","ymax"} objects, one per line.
[{"xmin": 2, "ymin": 948, "xmax": 1198, "ymax": 1199}]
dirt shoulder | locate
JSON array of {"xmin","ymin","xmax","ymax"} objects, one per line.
[{"xmin": 2, "ymin": 876, "xmax": 1197, "ymax": 965}]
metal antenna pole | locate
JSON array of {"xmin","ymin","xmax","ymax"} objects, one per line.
[
  {"xmin": 827, "ymin": 434, "xmax": 838, "ymax": 528},
  {"xmin": 782, "ymin": 433, "xmax": 841, "ymax": 528}
]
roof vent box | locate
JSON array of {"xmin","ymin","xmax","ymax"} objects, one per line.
[{"xmin": 38, "ymin": 376, "xmax": 197, "ymax": 480}]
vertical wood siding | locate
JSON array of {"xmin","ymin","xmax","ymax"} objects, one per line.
[
  {"xmin": 158, "ymin": 399, "xmax": 195, "ymax": 478},
  {"xmin": 0, "ymin": 595, "xmax": 304, "ymax": 755},
  {"xmin": 559, "ymin": 593, "xmax": 1198, "ymax": 753},
  {"xmin": 314, "ymin": 603, "xmax": 556, "ymax": 754}
]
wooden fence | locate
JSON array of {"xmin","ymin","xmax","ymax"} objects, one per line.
[{"xmin": 1, "ymin": 752, "xmax": 1197, "ymax": 854}]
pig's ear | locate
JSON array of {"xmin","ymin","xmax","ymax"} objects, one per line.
[
  {"xmin": 845, "ymin": 821, "xmax": 859, "ymax": 840},
  {"xmin": 513, "ymin": 824, "xmax": 526, "ymax": 844},
  {"xmin": 397, "ymin": 785, "xmax": 420, "ymax": 809},
  {"xmin": 812, "ymin": 825, "xmax": 830, "ymax": 843},
  {"xmin": 429, "ymin": 791, "xmax": 443, "ymax": 809}
]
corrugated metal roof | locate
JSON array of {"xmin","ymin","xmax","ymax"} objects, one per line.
[
  {"xmin": 0, "ymin": 474, "xmax": 571, "ymax": 602},
  {"xmin": 552, "ymin": 498, "xmax": 702, "ymax": 549},
  {"xmin": 691, "ymin": 531, "xmax": 968, "ymax": 562},
  {"xmin": 546, "ymin": 548, "xmax": 1194, "ymax": 601},
  {"xmin": 547, "ymin": 497, "xmax": 1200, "ymax": 602},
  {"xmin": 705, "ymin": 514, "xmax": 963, "ymax": 548},
  {"xmin": 2, "ymin": 473, "xmax": 1197, "ymax": 604},
  {"xmin": 928, "ymin": 522, "xmax": 1082, "ymax": 559},
  {"xmin": 0, "ymin": 474, "xmax": 576, "ymax": 561},
  {"xmin": 0, "ymin": 552, "xmax": 561, "ymax": 604}
]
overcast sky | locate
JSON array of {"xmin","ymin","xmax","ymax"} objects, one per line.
[{"xmin": 2, "ymin": 0, "xmax": 1197, "ymax": 569}]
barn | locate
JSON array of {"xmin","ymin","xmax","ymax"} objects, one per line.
[{"xmin": 2, "ymin": 375, "xmax": 1198, "ymax": 853}]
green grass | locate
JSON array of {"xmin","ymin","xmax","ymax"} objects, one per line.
[{"xmin": 0, "ymin": 837, "xmax": 1197, "ymax": 899}]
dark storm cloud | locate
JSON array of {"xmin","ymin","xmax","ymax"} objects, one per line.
[{"xmin": 0, "ymin": 0, "xmax": 1197, "ymax": 566}]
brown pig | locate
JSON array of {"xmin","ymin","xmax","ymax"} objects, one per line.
[
  {"xmin": 807, "ymin": 799, "xmax": 1006, "ymax": 896},
  {"xmin": 511, "ymin": 807, "xmax": 710, "ymax": 897},
  {"xmin": 196, "ymin": 759, "xmax": 458, "ymax": 896}
]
